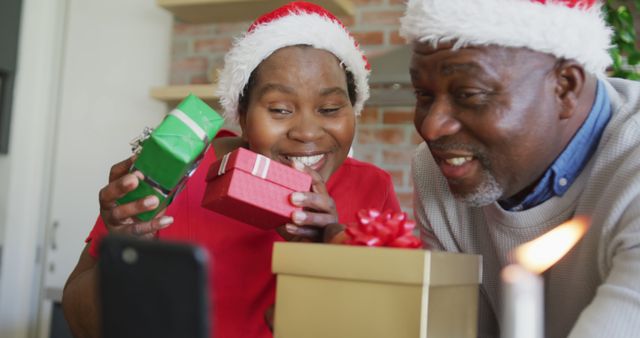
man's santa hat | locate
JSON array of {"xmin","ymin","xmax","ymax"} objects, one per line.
[
  {"xmin": 399, "ymin": 0, "xmax": 613, "ymax": 75},
  {"xmin": 217, "ymin": 1, "xmax": 370, "ymax": 122}
]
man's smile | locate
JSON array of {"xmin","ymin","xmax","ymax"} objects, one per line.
[{"xmin": 428, "ymin": 145, "xmax": 485, "ymax": 181}]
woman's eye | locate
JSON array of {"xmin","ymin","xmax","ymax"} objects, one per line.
[
  {"xmin": 318, "ymin": 106, "xmax": 342, "ymax": 115},
  {"xmin": 268, "ymin": 108, "xmax": 292, "ymax": 115}
]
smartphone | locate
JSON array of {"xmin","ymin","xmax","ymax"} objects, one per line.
[{"xmin": 99, "ymin": 235, "xmax": 210, "ymax": 338}]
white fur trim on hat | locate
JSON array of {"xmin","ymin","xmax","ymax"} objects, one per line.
[
  {"xmin": 399, "ymin": 0, "xmax": 613, "ymax": 75},
  {"xmin": 216, "ymin": 12, "xmax": 370, "ymax": 122}
]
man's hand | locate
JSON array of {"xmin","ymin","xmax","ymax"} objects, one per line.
[{"xmin": 98, "ymin": 156, "xmax": 173, "ymax": 238}]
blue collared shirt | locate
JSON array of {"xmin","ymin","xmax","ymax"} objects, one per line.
[{"xmin": 500, "ymin": 80, "xmax": 612, "ymax": 211}]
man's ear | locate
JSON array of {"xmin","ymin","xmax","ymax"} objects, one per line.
[{"xmin": 554, "ymin": 60, "xmax": 586, "ymax": 120}]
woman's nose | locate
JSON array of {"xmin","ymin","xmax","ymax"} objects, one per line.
[
  {"xmin": 417, "ymin": 97, "xmax": 461, "ymax": 142},
  {"xmin": 288, "ymin": 111, "xmax": 324, "ymax": 142}
]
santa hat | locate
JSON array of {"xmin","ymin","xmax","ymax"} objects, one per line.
[
  {"xmin": 399, "ymin": 0, "xmax": 613, "ymax": 75},
  {"xmin": 216, "ymin": 1, "xmax": 370, "ymax": 122}
]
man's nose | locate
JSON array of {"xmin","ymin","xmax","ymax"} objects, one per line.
[{"xmin": 418, "ymin": 97, "xmax": 461, "ymax": 141}]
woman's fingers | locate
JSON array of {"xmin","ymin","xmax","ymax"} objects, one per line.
[
  {"xmin": 277, "ymin": 224, "xmax": 318, "ymax": 242},
  {"xmin": 280, "ymin": 223, "xmax": 347, "ymax": 243},
  {"xmin": 285, "ymin": 223, "xmax": 322, "ymax": 239},
  {"xmin": 285, "ymin": 161, "xmax": 339, "ymax": 242},
  {"xmin": 290, "ymin": 163, "xmax": 336, "ymax": 215},
  {"xmin": 323, "ymin": 223, "xmax": 347, "ymax": 244},
  {"xmin": 106, "ymin": 211, "xmax": 173, "ymax": 238},
  {"xmin": 290, "ymin": 209, "xmax": 337, "ymax": 228},
  {"xmin": 98, "ymin": 157, "xmax": 173, "ymax": 239},
  {"xmin": 292, "ymin": 161, "xmax": 328, "ymax": 195},
  {"xmin": 101, "ymin": 193, "xmax": 158, "ymax": 222},
  {"xmin": 275, "ymin": 225, "xmax": 296, "ymax": 241},
  {"xmin": 264, "ymin": 304, "xmax": 275, "ymax": 332},
  {"xmin": 101, "ymin": 155, "xmax": 143, "ymax": 210},
  {"xmin": 99, "ymin": 172, "xmax": 141, "ymax": 209},
  {"xmin": 108, "ymin": 156, "xmax": 136, "ymax": 183},
  {"xmin": 289, "ymin": 190, "xmax": 338, "ymax": 228},
  {"xmin": 290, "ymin": 190, "xmax": 336, "ymax": 216},
  {"xmin": 127, "ymin": 215, "xmax": 174, "ymax": 237}
]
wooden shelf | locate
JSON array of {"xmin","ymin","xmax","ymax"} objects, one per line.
[
  {"xmin": 150, "ymin": 84, "xmax": 221, "ymax": 109},
  {"xmin": 157, "ymin": 0, "xmax": 355, "ymax": 23}
]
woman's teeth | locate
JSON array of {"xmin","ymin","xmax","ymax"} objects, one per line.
[
  {"xmin": 445, "ymin": 157, "xmax": 473, "ymax": 166},
  {"xmin": 288, "ymin": 154, "xmax": 324, "ymax": 167}
]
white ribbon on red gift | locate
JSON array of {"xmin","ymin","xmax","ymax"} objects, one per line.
[
  {"xmin": 169, "ymin": 108, "xmax": 208, "ymax": 143},
  {"xmin": 218, "ymin": 153, "xmax": 231, "ymax": 176},
  {"xmin": 218, "ymin": 151, "xmax": 271, "ymax": 179},
  {"xmin": 251, "ymin": 154, "xmax": 270, "ymax": 179}
]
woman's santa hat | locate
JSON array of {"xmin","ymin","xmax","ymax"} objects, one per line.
[
  {"xmin": 399, "ymin": 0, "xmax": 613, "ymax": 75},
  {"xmin": 217, "ymin": 1, "xmax": 370, "ymax": 122}
]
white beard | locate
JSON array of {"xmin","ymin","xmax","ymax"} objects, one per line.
[{"xmin": 454, "ymin": 169, "xmax": 503, "ymax": 207}]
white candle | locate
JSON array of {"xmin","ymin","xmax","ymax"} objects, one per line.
[
  {"xmin": 501, "ymin": 264, "xmax": 543, "ymax": 338},
  {"xmin": 500, "ymin": 217, "xmax": 589, "ymax": 338}
]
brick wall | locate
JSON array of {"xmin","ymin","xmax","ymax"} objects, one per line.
[{"xmin": 170, "ymin": 0, "xmax": 419, "ymax": 213}]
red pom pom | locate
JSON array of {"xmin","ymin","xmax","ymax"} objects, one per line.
[{"xmin": 531, "ymin": 0, "xmax": 596, "ymax": 9}]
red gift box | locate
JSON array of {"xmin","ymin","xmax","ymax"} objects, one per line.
[{"xmin": 201, "ymin": 148, "xmax": 312, "ymax": 229}]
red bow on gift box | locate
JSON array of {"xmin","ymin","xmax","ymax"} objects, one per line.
[{"xmin": 345, "ymin": 209, "xmax": 422, "ymax": 248}]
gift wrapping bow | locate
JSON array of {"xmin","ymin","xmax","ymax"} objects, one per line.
[{"xmin": 345, "ymin": 209, "xmax": 422, "ymax": 248}]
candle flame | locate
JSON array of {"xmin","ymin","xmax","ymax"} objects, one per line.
[{"xmin": 515, "ymin": 216, "xmax": 590, "ymax": 274}]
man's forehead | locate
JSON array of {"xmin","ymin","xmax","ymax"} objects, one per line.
[
  {"xmin": 411, "ymin": 40, "xmax": 495, "ymax": 57},
  {"xmin": 412, "ymin": 41, "xmax": 559, "ymax": 65},
  {"xmin": 409, "ymin": 42, "xmax": 514, "ymax": 79}
]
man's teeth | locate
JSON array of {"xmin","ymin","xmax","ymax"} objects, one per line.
[
  {"xmin": 288, "ymin": 154, "xmax": 324, "ymax": 167},
  {"xmin": 445, "ymin": 157, "xmax": 473, "ymax": 166}
]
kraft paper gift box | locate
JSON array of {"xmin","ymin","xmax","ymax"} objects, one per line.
[
  {"xmin": 118, "ymin": 94, "xmax": 224, "ymax": 221},
  {"xmin": 201, "ymin": 148, "xmax": 312, "ymax": 229},
  {"xmin": 272, "ymin": 242, "xmax": 482, "ymax": 338}
]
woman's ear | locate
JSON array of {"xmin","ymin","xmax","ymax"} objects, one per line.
[
  {"xmin": 238, "ymin": 110, "xmax": 249, "ymax": 142},
  {"xmin": 554, "ymin": 60, "xmax": 586, "ymax": 120}
]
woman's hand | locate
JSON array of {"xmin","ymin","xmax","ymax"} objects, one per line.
[
  {"xmin": 277, "ymin": 162, "xmax": 346, "ymax": 243},
  {"xmin": 98, "ymin": 156, "xmax": 174, "ymax": 239}
]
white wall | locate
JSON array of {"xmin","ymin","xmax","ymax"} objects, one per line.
[
  {"xmin": 44, "ymin": 0, "xmax": 173, "ymax": 292},
  {"xmin": 0, "ymin": 0, "xmax": 173, "ymax": 337},
  {"xmin": 0, "ymin": 145, "xmax": 8, "ymax": 247},
  {"xmin": 0, "ymin": 1, "xmax": 68, "ymax": 336}
]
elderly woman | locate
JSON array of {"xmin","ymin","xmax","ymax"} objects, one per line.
[{"xmin": 62, "ymin": 2, "xmax": 400, "ymax": 338}]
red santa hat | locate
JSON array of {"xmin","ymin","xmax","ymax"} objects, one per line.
[
  {"xmin": 217, "ymin": 1, "xmax": 370, "ymax": 122},
  {"xmin": 399, "ymin": 0, "xmax": 613, "ymax": 75}
]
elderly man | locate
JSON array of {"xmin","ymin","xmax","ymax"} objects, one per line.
[{"xmin": 400, "ymin": 0, "xmax": 640, "ymax": 337}]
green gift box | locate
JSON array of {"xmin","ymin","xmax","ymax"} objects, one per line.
[{"xmin": 118, "ymin": 94, "xmax": 224, "ymax": 221}]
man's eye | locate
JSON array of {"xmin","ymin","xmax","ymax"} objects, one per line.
[
  {"xmin": 454, "ymin": 90, "xmax": 490, "ymax": 104},
  {"xmin": 456, "ymin": 91, "xmax": 479, "ymax": 99},
  {"xmin": 414, "ymin": 90, "xmax": 434, "ymax": 101}
]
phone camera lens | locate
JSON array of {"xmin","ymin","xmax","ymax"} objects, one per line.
[{"xmin": 122, "ymin": 247, "xmax": 138, "ymax": 264}]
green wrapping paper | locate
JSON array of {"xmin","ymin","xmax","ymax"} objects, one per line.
[
  {"xmin": 118, "ymin": 94, "xmax": 224, "ymax": 221},
  {"xmin": 117, "ymin": 180, "xmax": 169, "ymax": 221}
]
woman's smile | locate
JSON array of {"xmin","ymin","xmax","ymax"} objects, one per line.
[{"xmin": 283, "ymin": 153, "xmax": 327, "ymax": 170}]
